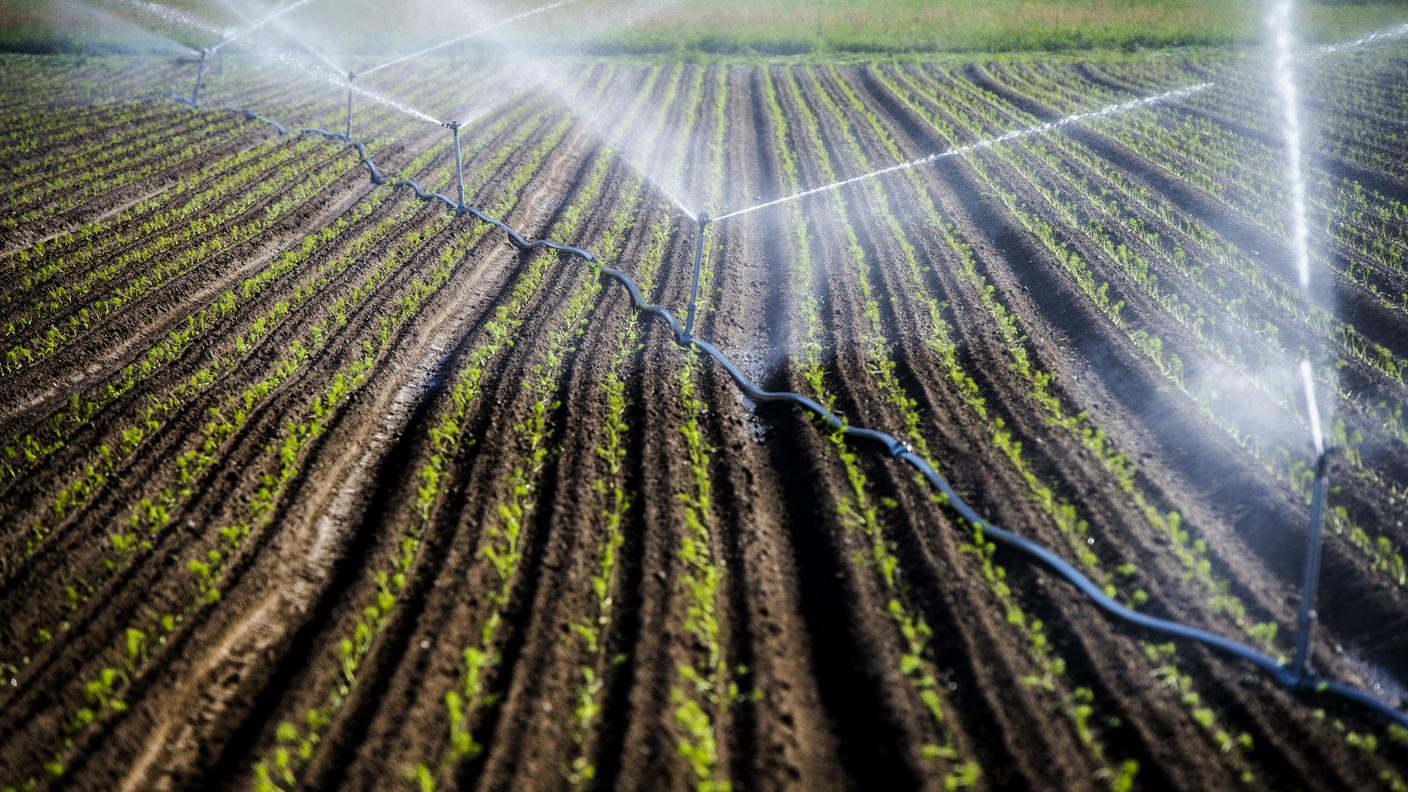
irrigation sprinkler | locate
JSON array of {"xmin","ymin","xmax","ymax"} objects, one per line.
[
  {"xmin": 345, "ymin": 71, "xmax": 356, "ymax": 139},
  {"xmin": 1291, "ymin": 450, "xmax": 1333, "ymax": 680},
  {"xmin": 443, "ymin": 121, "xmax": 464, "ymax": 212},
  {"xmin": 683, "ymin": 212, "xmax": 710, "ymax": 339},
  {"xmin": 190, "ymin": 47, "xmax": 208, "ymax": 106}
]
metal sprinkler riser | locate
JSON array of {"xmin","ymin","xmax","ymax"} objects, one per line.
[
  {"xmin": 442, "ymin": 121, "xmax": 464, "ymax": 212},
  {"xmin": 1291, "ymin": 448, "xmax": 1333, "ymax": 681},
  {"xmin": 683, "ymin": 212, "xmax": 710, "ymax": 340},
  {"xmin": 191, "ymin": 48, "xmax": 209, "ymax": 107},
  {"xmin": 345, "ymin": 71, "xmax": 356, "ymax": 140}
]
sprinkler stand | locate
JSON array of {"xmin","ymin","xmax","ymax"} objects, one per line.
[
  {"xmin": 683, "ymin": 213, "xmax": 710, "ymax": 339},
  {"xmin": 191, "ymin": 48, "xmax": 208, "ymax": 107},
  {"xmin": 1291, "ymin": 450, "xmax": 1332, "ymax": 681},
  {"xmin": 443, "ymin": 121, "xmax": 464, "ymax": 212},
  {"xmin": 345, "ymin": 71, "xmax": 356, "ymax": 139}
]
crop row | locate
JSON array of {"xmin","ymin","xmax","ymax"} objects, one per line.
[
  {"xmin": 873, "ymin": 65, "xmax": 1408, "ymax": 777},
  {"xmin": 0, "ymin": 72, "xmax": 486, "ymax": 493},
  {"xmin": 0, "ymin": 88, "xmax": 554, "ymax": 673},
  {"xmin": 240, "ymin": 68, "xmax": 623, "ymax": 791},
  {"xmin": 0, "ymin": 68, "xmax": 598, "ymax": 787}
]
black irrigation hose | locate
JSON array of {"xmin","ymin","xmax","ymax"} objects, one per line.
[{"xmin": 176, "ymin": 99, "xmax": 1408, "ymax": 731}]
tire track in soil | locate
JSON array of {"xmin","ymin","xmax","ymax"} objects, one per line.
[
  {"xmin": 47, "ymin": 200, "xmax": 471, "ymax": 786},
  {"xmin": 0, "ymin": 152, "xmax": 442, "ymax": 596},
  {"xmin": 0, "ymin": 73, "xmax": 543, "ymax": 479},
  {"xmin": 851, "ymin": 62, "xmax": 1397, "ymax": 788}
]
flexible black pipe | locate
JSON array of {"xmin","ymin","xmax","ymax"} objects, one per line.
[{"xmin": 182, "ymin": 99, "xmax": 1408, "ymax": 731}]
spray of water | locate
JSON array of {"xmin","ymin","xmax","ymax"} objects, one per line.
[
  {"xmin": 709, "ymin": 16, "xmax": 1408, "ymax": 226},
  {"xmin": 713, "ymin": 82, "xmax": 1213, "ymax": 222},
  {"xmin": 416, "ymin": 0, "xmax": 694, "ymax": 215},
  {"xmin": 1315, "ymin": 20, "xmax": 1408, "ymax": 56},
  {"xmin": 1300, "ymin": 359, "xmax": 1326, "ymax": 455},
  {"xmin": 109, "ymin": 0, "xmax": 225, "ymax": 37},
  {"xmin": 52, "ymin": 0, "xmax": 198, "ymax": 54},
  {"xmin": 357, "ymin": 0, "xmax": 579, "ymax": 77},
  {"xmin": 1267, "ymin": 0, "xmax": 1312, "ymax": 292},
  {"xmin": 1265, "ymin": 0, "xmax": 1330, "ymax": 457},
  {"xmin": 230, "ymin": 41, "xmax": 437, "ymax": 123},
  {"xmin": 213, "ymin": 0, "xmax": 319, "ymax": 51}
]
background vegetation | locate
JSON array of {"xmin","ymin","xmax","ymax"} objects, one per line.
[{"xmin": 2, "ymin": 0, "xmax": 1407, "ymax": 55}]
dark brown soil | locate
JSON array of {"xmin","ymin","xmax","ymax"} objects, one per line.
[{"xmin": 1, "ymin": 53, "xmax": 1405, "ymax": 792}]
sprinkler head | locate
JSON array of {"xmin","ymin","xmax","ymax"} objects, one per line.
[
  {"xmin": 347, "ymin": 70, "xmax": 356, "ymax": 82},
  {"xmin": 697, "ymin": 211, "xmax": 711, "ymax": 227},
  {"xmin": 442, "ymin": 120, "xmax": 461, "ymax": 130}
]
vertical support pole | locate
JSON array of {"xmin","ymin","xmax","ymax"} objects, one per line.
[
  {"xmin": 684, "ymin": 213, "xmax": 711, "ymax": 339},
  {"xmin": 1292, "ymin": 451, "xmax": 1331, "ymax": 680},
  {"xmin": 345, "ymin": 72, "xmax": 355, "ymax": 140},
  {"xmin": 444, "ymin": 121, "xmax": 464, "ymax": 213},
  {"xmin": 191, "ymin": 48, "xmax": 207, "ymax": 106}
]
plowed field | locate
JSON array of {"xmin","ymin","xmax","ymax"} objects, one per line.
[{"xmin": 2, "ymin": 51, "xmax": 1407, "ymax": 790}]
